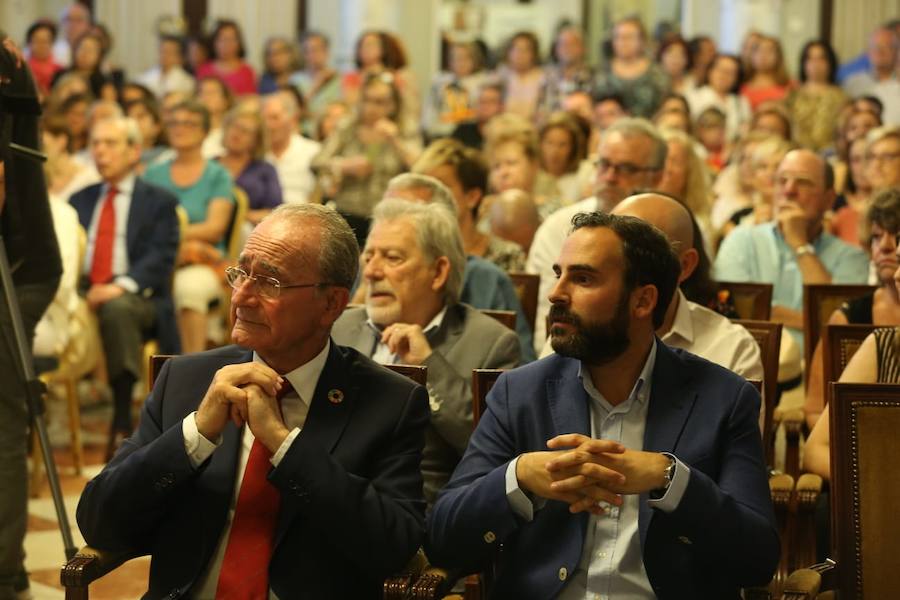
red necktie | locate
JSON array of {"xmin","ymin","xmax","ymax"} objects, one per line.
[
  {"xmin": 215, "ymin": 382, "xmax": 292, "ymax": 600},
  {"xmin": 89, "ymin": 185, "xmax": 118, "ymax": 284}
]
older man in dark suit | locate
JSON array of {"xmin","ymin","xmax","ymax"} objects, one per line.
[
  {"xmin": 332, "ymin": 198, "xmax": 520, "ymax": 505},
  {"xmin": 427, "ymin": 212, "xmax": 778, "ymax": 598},
  {"xmin": 77, "ymin": 204, "xmax": 429, "ymax": 598},
  {"xmin": 70, "ymin": 116, "xmax": 180, "ymax": 456}
]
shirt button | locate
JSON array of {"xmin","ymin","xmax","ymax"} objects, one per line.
[
  {"xmin": 558, "ymin": 567, "xmax": 568, "ymax": 581},
  {"xmin": 483, "ymin": 531, "xmax": 496, "ymax": 544}
]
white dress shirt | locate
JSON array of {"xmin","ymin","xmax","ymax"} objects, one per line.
[
  {"xmin": 505, "ymin": 340, "xmax": 690, "ymax": 599},
  {"xmin": 265, "ymin": 133, "xmax": 321, "ymax": 205},
  {"xmin": 82, "ymin": 174, "xmax": 138, "ymax": 293},
  {"xmin": 183, "ymin": 341, "xmax": 331, "ymax": 599}
]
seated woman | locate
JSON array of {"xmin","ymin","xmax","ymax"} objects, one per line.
[
  {"xmin": 144, "ymin": 100, "xmax": 234, "ymax": 354},
  {"xmin": 41, "ymin": 111, "xmax": 100, "ymax": 203},
  {"xmin": 804, "ymin": 188, "xmax": 900, "ymax": 429},
  {"xmin": 535, "ymin": 111, "xmax": 586, "ymax": 207},
  {"xmin": 720, "ymin": 136, "xmax": 793, "ymax": 238},
  {"xmin": 195, "ymin": 20, "xmax": 257, "ymax": 96},
  {"xmin": 311, "ymin": 72, "xmax": 421, "ymax": 246},
  {"xmin": 216, "ymin": 104, "xmax": 283, "ymax": 226},
  {"xmin": 830, "ymin": 137, "xmax": 873, "ymax": 247},
  {"xmin": 124, "ymin": 97, "xmax": 168, "ymax": 170}
]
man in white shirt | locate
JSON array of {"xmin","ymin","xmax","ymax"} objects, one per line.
[
  {"xmin": 843, "ymin": 26, "xmax": 900, "ymax": 126},
  {"xmin": 52, "ymin": 2, "xmax": 92, "ymax": 66},
  {"xmin": 263, "ymin": 90, "xmax": 321, "ymax": 205},
  {"xmin": 527, "ymin": 117, "xmax": 667, "ymax": 352},
  {"xmin": 136, "ymin": 36, "xmax": 196, "ymax": 99},
  {"xmin": 76, "ymin": 204, "xmax": 429, "ymax": 598}
]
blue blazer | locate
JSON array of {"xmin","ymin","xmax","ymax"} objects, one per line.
[
  {"xmin": 76, "ymin": 343, "xmax": 429, "ymax": 599},
  {"xmin": 426, "ymin": 342, "xmax": 779, "ymax": 599},
  {"xmin": 70, "ymin": 178, "xmax": 181, "ymax": 353}
]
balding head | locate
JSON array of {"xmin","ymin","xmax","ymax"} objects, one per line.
[
  {"xmin": 489, "ymin": 189, "xmax": 541, "ymax": 253},
  {"xmin": 612, "ymin": 193, "xmax": 699, "ymax": 284}
]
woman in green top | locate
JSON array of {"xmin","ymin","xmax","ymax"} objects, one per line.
[{"xmin": 144, "ymin": 100, "xmax": 234, "ymax": 354}]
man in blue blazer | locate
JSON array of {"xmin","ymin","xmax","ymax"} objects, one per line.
[
  {"xmin": 427, "ymin": 211, "xmax": 779, "ymax": 599},
  {"xmin": 77, "ymin": 204, "xmax": 429, "ymax": 598},
  {"xmin": 70, "ymin": 117, "xmax": 180, "ymax": 455}
]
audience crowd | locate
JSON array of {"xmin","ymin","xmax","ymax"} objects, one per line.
[{"xmin": 4, "ymin": 3, "xmax": 900, "ymax": 597}]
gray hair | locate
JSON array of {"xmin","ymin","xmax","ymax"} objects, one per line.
[
  {"xmin": 91, "ymin": 115, "xmax": 143, "ymax": 148},
  {"xmin": 602, "ymin": 117, "xmax": 668, "ymax": 170},
  {"xmin": 267, "ymin": 204, "xmax": 359, "ymax": 289},
  {"xmin": 372, "ymin": 198, "xmax": 466, "ymax": 305},
  {"xmin": 386, "ymin": 173, "xmax": 458, "ymax": 213}
]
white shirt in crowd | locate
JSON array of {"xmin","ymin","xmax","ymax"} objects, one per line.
[
  {"xmin": 265, "ymin": 133, "xmax": 321, "ymax": 205},
  {"xmin": 137, "ymin": 65, "xmax": 196, "ymax": 99}
]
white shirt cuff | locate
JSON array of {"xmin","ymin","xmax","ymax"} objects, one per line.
[
  {"xmin": 113, "ymin": 276, "xmax": 139, "ymax": 294},
  {"xmin": 647, "ymin": 452, "xmax": 691, "ymax": 513},
  {"xmin": 270, "ymin": 427, "xmax": 301, "ymax": 467},
  {"xmin": 505, "ymin": 456, "xmax": 536, "ymax": 522},
  {"xmin": 182, "ymin": 412, "xmax": 220, "ymax": 468}
]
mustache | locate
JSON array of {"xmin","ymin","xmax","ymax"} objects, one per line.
[
  {"xmin": 548, "ymin": 304, "xmax": 581, "ymax": 326},
  {"xmin": 367, "ymin": 283, "xmax": 395, "ymax": 296}
]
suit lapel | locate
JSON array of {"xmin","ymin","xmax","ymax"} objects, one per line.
[
  {"xmin": 125, "ymin": 179, "xmax": 147, "ymax": 258},
  {"xmin": 545, "ymin": 357, "xmax": 591, "ymax": 438},
  {"xmin": 428, "ymin": 304, "xmax": 464, "ymax": 353},
  {"xmin": 274, "ymin": 343, "xmax": 355, "ymax": 546},
  {"xmin": 639, "ymin": 342, "xmax": 698, "ymax": 546}
]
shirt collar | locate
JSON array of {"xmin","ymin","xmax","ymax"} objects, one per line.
[
  {"xmin": 104, "ymin": 173, "xmax": 135, "ymax": 196},
  {"xmin": 663, "ymin": 289, "xmax": 693, "ymax": 345},
  {"xmin": 577, "ymin": 337, "xmax": 658, "ymax": 410},
  {"xmin": 252, "ymin": 339, "xmax": 331, "ymax": 407},
  {"xmin": 366, "ymin": 305, "xmax": 449, "ymax": 340}
]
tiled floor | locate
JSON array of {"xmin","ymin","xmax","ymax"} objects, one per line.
[{"xmin": 24, "ymin": 390, "xmax": 149, "ymax": 600}]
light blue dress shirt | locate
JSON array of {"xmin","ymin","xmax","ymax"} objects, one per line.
[{"xmin": 505, "ymin": 340, "xmax": 690, "ymax": 599}]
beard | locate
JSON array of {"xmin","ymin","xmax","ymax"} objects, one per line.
[{"xmin": 549, "ymin": 291, "xmax": 631, "ymax": 365}]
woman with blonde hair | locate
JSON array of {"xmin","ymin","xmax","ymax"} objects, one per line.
[
  {"xmin": 216, "ymin": 104, "xmax": 283, "ymax": 225},
  {"xmin": 657, "ymin": 127, "xmax": 715, "ymax": 254}
]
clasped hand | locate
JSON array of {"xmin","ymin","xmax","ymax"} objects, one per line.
[
  {"xmin": 195, "ymin": 363, "xmax": 290, "ymax": 453},
  {"xmin": 517, "ymin": 434, "xmax": 670, "ymax": 515}
]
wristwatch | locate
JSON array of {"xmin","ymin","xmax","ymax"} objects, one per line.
[
  {"xmin": 650, "ymin": 453, "xmax": 677, "ymax": 499},
  {"xmin": 794, "ymin": 243, "xmax": 815, "ymax": 257}
]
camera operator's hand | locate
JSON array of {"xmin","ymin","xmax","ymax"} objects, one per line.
[{"xmin": 0, "ymin": 36, "xmax": 24, "ymax": 83}]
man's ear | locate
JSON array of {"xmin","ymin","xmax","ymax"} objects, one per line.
[
  {"xmin": 323, "ymin": 286, "xmax": 350, "ymax": 325},
  {"xmin": 431, "ymin": 256, "xmax": 451, "ymax": 293},
  {"xmin": 632, "ymin": 284, "xmax": 658, "ymax": 323},
  {"xmin": 679, "ymin": 248, "xmax": 700, "ymax": 283}
]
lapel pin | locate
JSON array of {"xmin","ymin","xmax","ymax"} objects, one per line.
[{"xmin": 327, "ymin": 389, "xmax": 344, "ymax": 404}]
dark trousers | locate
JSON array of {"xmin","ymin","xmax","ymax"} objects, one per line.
[
  {"xmin": 0, "ymin": 281, "xmax": 58, "ymax": 599},
  {"xmin": 95, "ymin": 292, "xmax": 155, "ymax": 431}
]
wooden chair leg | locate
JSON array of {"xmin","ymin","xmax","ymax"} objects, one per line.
[{"xmin": 66, "ymin": 376, "xmax": 83, "ymax": 475}]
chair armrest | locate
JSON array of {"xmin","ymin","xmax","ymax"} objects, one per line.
[
  {"xmin": 781, "ymin": 409, "xmax": 806, "ymax": 478},
  {"xmin": 781, "ymin": 560, "xmax": 836, "ymax": 599},
  {"xmin": 792, "ymin": 473, "xmax": 824, "ymax": 572},
  {"xmin": 410, "ymin": 566, "xmax": 453, "ymax": 599},
  {"xmin": 60, "ymin": 546, "xmax": 133, "ymax": 590},
  {"xmin": 384, "ymin": 548, "xmax": 429, "ymax": 599}
]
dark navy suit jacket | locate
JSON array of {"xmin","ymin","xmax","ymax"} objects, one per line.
[
  {"xmin": 426, "ymin": 341, "xmax": 779, "ymax": 599},
  {"xmin": 76, "ymin": 343, "xmax": 429, "ymax": 599},
  {"xmin": 69, "ymin": 177, "xmax": 181, "ymax": 353}
]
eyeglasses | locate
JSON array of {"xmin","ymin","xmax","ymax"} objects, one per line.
[
  {"xmin": 165, "ymin": 119, "xmax": 203, "ymax": 129},
  {"xmin": 225, "ymin": 266, "xmax": 329, "ymax": 299},
  {"xmin": 866, "ymin": 152, "xmax": 900, "ymax": 165},
  {"xmin": 595, "ymin": 158, "xmax": 660, "ymax": 176}
]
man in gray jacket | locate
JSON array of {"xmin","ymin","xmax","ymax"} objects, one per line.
[{"xmin": 332, "ymin": 198, "xmax": 520, "ymax": 504}]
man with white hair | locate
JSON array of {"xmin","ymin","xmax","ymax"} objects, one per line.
[
  {"xmin": 263, "ymin": 90, "xmax": 321, "ymax": 204},
  {"xmin": 332, "ymin": 198, "xmax": 521, "ymax": 505},
  {"xmin": 69, "ymin": 117, "xmax": 180, "ymax": 457},
  {"xmin": 527, "ymin": 117, "xmax": 668, "ymax": 352}
]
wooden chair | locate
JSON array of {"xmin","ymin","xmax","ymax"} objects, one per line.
[
  {"xmin": 802, "ymin": 284, "xmax": 876, "ymax": 381},
  {"xmin": 821, "ymin": 324, "xmax": 878, "ymax": 393},
  {"xmin": 226, "ymin": 186, "xmax": 249, "ymax": 261},
  {"xmin": 508, "ymin": 272, "xmax": 539, "ymax": 333},
  {"xmin": 480, "ymin": 309, "xmax": 516, "ymax": 331},
  {"xmin": 780, "ymin": 383, "xmax": 900, "ymax": 599},
  {"xmin": 716, "ymin": 281, "xmax": 773, "ymax": 320},
  {"xmin": 733, "ymin": 320, "xmax": 782, "ymax": 469},
  {"xmin": 472, "ymin": 369, "xmax": 504, "ymax": 426}
]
